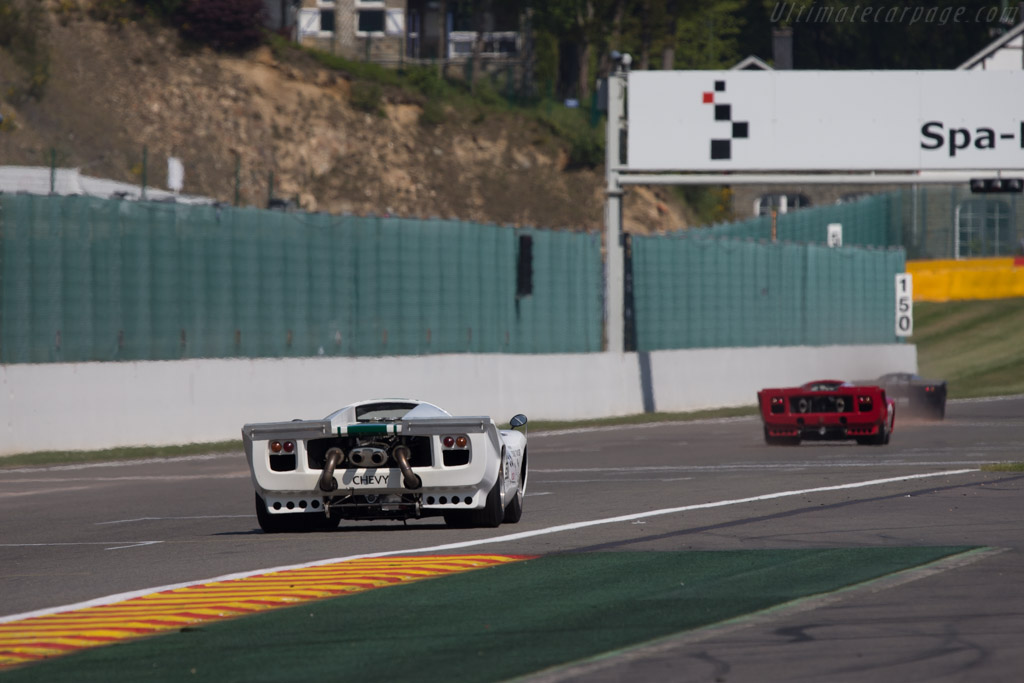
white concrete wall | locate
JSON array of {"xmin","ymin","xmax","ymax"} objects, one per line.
[
  {"xmin": 648, "ymin": 344, "xmax": 917, "ymax": 413},
  {"xmin": 0, "ymin": 344, "xmax": 916, "ymax": 456}
]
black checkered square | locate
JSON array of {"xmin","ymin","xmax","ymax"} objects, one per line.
[{"xmin": 704, "ymin": 81, "xmax": 748, "ymax": 161}]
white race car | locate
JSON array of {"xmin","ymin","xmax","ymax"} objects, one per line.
[{"xmin": 242, "ymin": 399, "xmax": 528, "ymax": 532}]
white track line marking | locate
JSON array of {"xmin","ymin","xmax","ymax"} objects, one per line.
[
  {"xmin": 104, "ymin": 541, "xmax": 163, "ymax": 551},
  {"xmin": 0, "ymin": 541, "xmax": 163, "ymax": 551},
  {"xmin": 536, "ymin": 416, "xmax": 757, "ymax": 438},
  {"xmin": 951, "ymin": 393, "xmax": 1024, "ymax": 403},
  {"xmin": 0, "ymin": 486, "xmax": 94, "ymax": 499},
  {"xmin": 533, "ymin": 477, "xmax": 694, "ymax": 484},
  {"xmin": 97, "ymin": 515, "xmax": 252, "ymax": 525},
  {"xmin": 0, "ymin": 468, "xmax": 977, "ymax": 625}
]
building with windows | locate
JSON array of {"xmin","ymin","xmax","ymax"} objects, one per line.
[{"xmin": 266, "ymin": 1, "xmax": 524, "ymax": 67}]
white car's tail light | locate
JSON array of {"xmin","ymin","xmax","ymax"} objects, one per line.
[
  {"xmin": 441, "ymin": 434, "xmax": 470, "ymax": 467},
  {"xmin": 268, "ymin": 440, "xmax": 297, "ymax": 472}
]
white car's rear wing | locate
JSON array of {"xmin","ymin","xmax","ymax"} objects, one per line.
[
  {"xmin": 243, "ymin": 417, "xmax": 496, "ymax": 444},
  {"xmin": 243, "ymin": 420, "xmax": 333, "ymax": 442}
]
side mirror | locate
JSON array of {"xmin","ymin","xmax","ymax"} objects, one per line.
[{"xmin": 509, "ymin": 414, "xmax": 528, "ymax": 429}]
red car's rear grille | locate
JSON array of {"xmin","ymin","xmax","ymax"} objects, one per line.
[{"xmin": 789, "ymin": 394, "xmax": 855, "ymax": 414}]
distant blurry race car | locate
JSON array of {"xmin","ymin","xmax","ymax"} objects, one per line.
[
  {"xmin": 242, "ymin": 399, "xmax": 528, "ymax": 532},
  {"xmin": 874, "ymin": 373, "xmax": 947, "ymax": 420},
  {"xmin": 757, "ymin": 380, "xmax": 895, "ymax": 446}
]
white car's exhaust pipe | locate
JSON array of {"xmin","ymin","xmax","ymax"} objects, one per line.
[
  {"xmin": 392, "ymin": 444, "xmax": 422, "ymax": 489},
  {"xmin": 318, "ymin": 447, "xmax": 343, "ymax": 492}
]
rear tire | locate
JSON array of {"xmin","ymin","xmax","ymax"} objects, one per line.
[
  {"xmin": 867, "ymin": 421, "xmax": 889, "ymax": 446},
  {"xmin": 255, "ymin": 493, "xmax": 338, "ymax": 533},
  {"xmin": 503, "ymin": 450, "xmax": 526, "ymax": 524},
  {"xmin": 469, "ymin": 479, "xmax": 504, "ymax": 528},
  {"xmin": 764, "ymin": 427, "xmax": 799, "ymax": 446},
  {"xmin": 442, "ymin": 510, "xmax": 472, "ymax": 528},
  {"xmin": 444, "ymin": 480, "xmax": 504, "ymax": 528},
  {"xmin": 503, "ymin": 486, "xmax": 523, "ymax": 523},
  {"xmin": 256, "ymin": 493, "xmax": 291, "ymax": 533}
]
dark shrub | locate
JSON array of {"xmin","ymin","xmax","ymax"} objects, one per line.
[
  {"xmin": 349, "ymin": 81, "xmax": 383, "ymax": 115},
  {"xmin": 177, "ymin": 0, "xmax": 265, "ymax": 51}
]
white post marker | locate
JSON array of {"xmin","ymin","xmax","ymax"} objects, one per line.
[
  {"xmin": 827, "ymin": 223, "xmax": 842, "ymax": 247},
  {"xmin": 895, "ymin": 273, "xmax": 913, "ymax": 337},
  {"xmin": 167, "ymin": 157, "xmax": 184, "ymax": 194}
]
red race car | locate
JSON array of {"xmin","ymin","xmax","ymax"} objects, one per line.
[{"xmin": 757, "ymin": 380, "xmax": 895, "ymax": 446}]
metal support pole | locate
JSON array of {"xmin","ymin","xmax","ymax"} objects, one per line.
[
  {"xmin": 604, "ymin": 60, "xmax": 628, "ymax": 353},
  {"xmin": 141, "ymin": 145, "xmax": 148, "ymax": 201},
  {"xmin": 234, "ymin": 153, "xmax": 241, "ymax": 207}
]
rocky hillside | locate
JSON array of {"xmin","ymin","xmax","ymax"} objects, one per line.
[{"xmin": 0, "ymin": 6, "xmax": 691, "ymax": 233}]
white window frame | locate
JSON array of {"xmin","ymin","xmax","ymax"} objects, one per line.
[
  {"xmin": 297, "ymin": 8, "xmax": 320, "ymax": 39},
  {"xmin": 355, "ymin": 0, "xmax": 387, "ymax": 38},
  {"xmin": 954, "ymin": 198, "xmax": 1014, "ymax": 258},
  {"xmin": 315, "ymin": 0, "xmax": 335, "ymax": 36},
  {"xmin": 447, "ymin": 31, "xmax": 520, "ymax": 59}
]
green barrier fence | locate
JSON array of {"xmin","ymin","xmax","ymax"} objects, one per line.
[
  {"xmin": 630, "ymin": 233, "xmax": 905, "ymax": 351},
  {"xmin": 697, "ymin": 192, "xmax": 901, "ymax": 247},
  {"xmin": 0, "ymin": 195, "xmax": 602, "ymax": 363},
  {"xmin": 1, "ymin": 193, "xmax": 908, "ymax": 363}
]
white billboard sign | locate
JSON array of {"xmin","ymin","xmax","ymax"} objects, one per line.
[{"xmin": 627, "ymin": 71, "xmax": 1024, "ymax": 171}]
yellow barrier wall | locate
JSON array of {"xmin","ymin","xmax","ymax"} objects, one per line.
[{"xmin": 907, "ymin": 257, "xmax": 1024, "ymax": 302}]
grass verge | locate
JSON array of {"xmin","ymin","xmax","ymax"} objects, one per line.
[
  {"xmin": 0, "ymin": 441, "xmax": 243, "ymax": 469},
  {"xmin": 0, "ymin": 407, "xmax": 758, "ymax": 469},
  {"xmin": 912, "ymin": 298, "xmax": 1024, "ymax": 398},
  {"xmin": 980, "ymin": 463, "xmax": 1024, "ymax": 472}
]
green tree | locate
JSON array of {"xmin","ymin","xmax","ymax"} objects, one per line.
[
  {"xmin": 763, "ymin": 0, "xmax": 1009, "ymax": 69},
  {"xmin": 177, "ymin": 0, "xmax": 265, "ymax": 52},
  {"xmin": 529, "ymin": 0, "xmax": 622, "ymax": 100},
  {"xmin": 669, "ymin": 0, "xmax": 745, "ymax": 69}
]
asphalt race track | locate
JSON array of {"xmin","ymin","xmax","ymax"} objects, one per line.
[{"xmin": 1, "ymin": 396, "xmax": 1022, "ymax": 681}]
